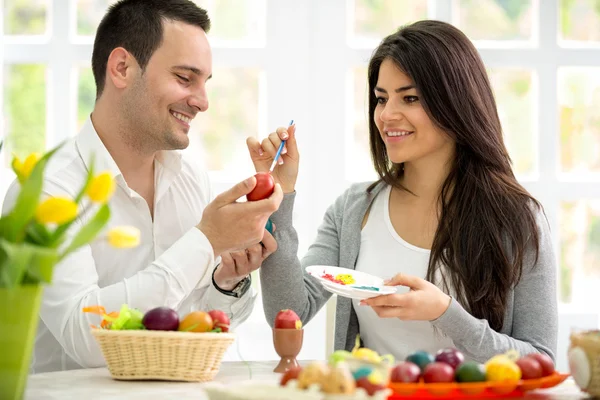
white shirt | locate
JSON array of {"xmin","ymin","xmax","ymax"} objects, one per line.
[
  {"xmin": 353, "ymin": 185, "xmax": 454, "ymax": 360},
  {"xmin": 2, "ymin": 118, "xmax": 256, "ymax": 373}
]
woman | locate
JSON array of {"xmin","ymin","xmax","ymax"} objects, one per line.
[{"xmin": 248, "ymin": 20, "xmax": 557, "ymax": 363}]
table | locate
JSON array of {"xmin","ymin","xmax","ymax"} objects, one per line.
[{"xmin": 25, "ymin": 361, "xmax": 591, "ymax": 399}]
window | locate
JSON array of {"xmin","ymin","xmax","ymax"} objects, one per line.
[{"xmin": 2, "ymin": 0, "xmax": 600, "ymax": 372}]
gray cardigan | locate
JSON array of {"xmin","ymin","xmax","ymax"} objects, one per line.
[{"xmin": 260, "ymin": 182, "xmax": 558, "ymax": 363}]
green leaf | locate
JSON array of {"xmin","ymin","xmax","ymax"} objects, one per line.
[
  {"xmin": 5, "ymin": 144, "xmax": 62, "ymax": 242},
  {"xmin": 59, "ymin": 204, "xmax": 110, "ymax": 261},
  {"xmin": 0, "ymin": 239, "xmax": 58, "ymax": 288},
  {"xmin": 26, "ymin": 245, "xmax": 58, "ymax": 284},
  {"xmin": 0, "ymin": 240, "xmax": 30, "ymax": 287},
  {"xmin": 25, "ymin": 222, "xmax": 52, "ymax": 246}
]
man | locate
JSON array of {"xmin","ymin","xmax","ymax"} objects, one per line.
[{"xmin": 2, "ymin": 0, "xmax": 282, "ymax": 373}]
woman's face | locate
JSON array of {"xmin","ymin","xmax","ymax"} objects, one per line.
[{"xmin": 374, "ymin": 58, "xmax": 455, "ymax": 167}]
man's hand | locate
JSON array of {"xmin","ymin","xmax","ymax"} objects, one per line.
[
  {"xmin": 198, "ymin": 176, "xmax": 283, "ymax": 257},
  {"xmin": 213, "ymin": 228, "xmax": 278, "ymax": 290}
]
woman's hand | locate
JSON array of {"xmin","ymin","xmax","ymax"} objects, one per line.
[
  {"xmin": 246, "ymin": 124, "xmax": 298, "ymax": 194},
  {"xmin": 360, "ymin": 274, "xmax": 452, "ymax": 321}
]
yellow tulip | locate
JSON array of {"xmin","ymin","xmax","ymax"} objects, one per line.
[
  {"xmin": 35, "ymin": 197, "xmax": 78, "ymax": 225},
  {"xmin": 12, "ymin": 152, "xmax": 41, "ymax": 183},
  {"xmin": 107, "ymin": 226, "xmax": 140, "ymax": 248},
  {"xmin": 86, "ymin": 172, "xmax": 115, "ymax": 203}
]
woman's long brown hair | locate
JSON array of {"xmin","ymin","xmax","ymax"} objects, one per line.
[{"xmin": 366, "ymin": 20, "xmax": 541, "ymax": 331}]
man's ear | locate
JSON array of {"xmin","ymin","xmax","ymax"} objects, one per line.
[{"xmin": 106, "ymin": 47, "xmax": 138, "ymax": 90}]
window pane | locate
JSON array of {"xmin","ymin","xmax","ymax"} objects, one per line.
[
  {"xmin": 3, "ymin": 65, "xmax": 47, "ymax": 167},
  {"xmin": 75, "ymin": 0, "xmax": 265, "ymax": 44},
  {"xmin": 488, "ymin": 68, "xmax": 536, "ymax": 176},
  {"xmin": 75, "ymin": 0, "xmax": 116, "ymax": 37},
  {"xmin": 77, "ymin": 67, "xmax": 96, "ymax": 133},
  {"xmin": 4, "ymin": 0, "xmax": 48, "ymax": 35},
  {"xmin": 188, "ymin": 68, "xmax": 262, "ymax": 171},
  {"xmin": 558, "ymin": 68, "xmax": 600, "ymax": 175},
  {"xmin": 350, "ymin": 0, "xmax": 428, "ymax": 46},
  {"xmin": 454, "ymin": 0, "xmax": 535, "ymax": 42},
  {"xmin": 559, "ymin": 0, "xmax": 600, "ymax": 43},
  {"xmin": 349, "ymin": 67, "xmax": 377, "ymax": 182},
  {"xmin": 560, "ymin": 200, "xmax": 600, "ymax": 305},
  {"xmin": 194, "ymin": 0, "xmax": 266, "ymax": 44}
]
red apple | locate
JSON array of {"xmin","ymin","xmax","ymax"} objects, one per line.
[
  {"xmin": 390, "ymin": 362, "xmax": 421, "ymax": 383},
  {"xmin": 208, "ymin": 309, "xmax": 230, "ymax": 333},
  {"xmin": 516, "ymin": 357, "xmax": 543, "ymax": 380},
  {"xmin": 274, "ymin": 309, "xmax": 302, "ymax": 329},
  {"xmin": 356, "ymin": 377, "xmax": 386, "ymax": 396},
  {"xmin": 280, "ymin": 366, "xmax": 302, "ymax": 386},
  {"xmin": 246, "ymin": 172, "xmax": 275, "ymax": 201},
  {"xmin": 435, "ymin": 348, "xmax": 465, "ymax": 370},
  {"xmin": 423, "ymin": 362, "xmax": 455, "ymax": 383},
  {"xmin": 525, "ymin": 353, "xmax": 555, "ymax": 377}
]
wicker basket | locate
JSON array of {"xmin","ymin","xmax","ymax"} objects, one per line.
[
  {"xmin": 91, "ymin": 329, "xmax": 235, "ymax": 382},
  {"xmin": 569, "ymin": 330, "xmax": 600, "ymax": 396}
]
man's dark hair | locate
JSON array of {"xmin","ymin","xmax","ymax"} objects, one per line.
[{"xmin": 91, "ymin": 0, "xmax": 210, "ymax": 98}]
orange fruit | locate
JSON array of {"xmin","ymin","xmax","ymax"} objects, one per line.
[{"xmin": 178, "ymin": 311, "xmax": 213, "ymax": 332}]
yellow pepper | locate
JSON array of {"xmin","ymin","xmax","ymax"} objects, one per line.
[
  {"xmin": 107, "ymin": 226, "xmax": 140, "ymax": 248},
  {"xmin": 35, "ymin": 197, "xmax": 78, "ymax": 225},
  {"xmin": 11, "ymin": 152, "xmax": 41, "ymax": 183},
  {"xmin": 86, "ymin": 172, "xmax": 115, "ymax": 203}
]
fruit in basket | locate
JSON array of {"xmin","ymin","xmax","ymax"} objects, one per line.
[
  {"xmin": 111, "ymin": 305, "xmax": 144, "ymax": 330},
  {"xmin": 516, "ymin": 356, "xmax": 543, "ymax": 379},
  {"xmin": 208, "ymin": 310, "xmax": 230, "ymax": 332},
  {"xmin": 280, "ymin": 366, "xmax": 302, "ymax": 386},
  {"xmin": 329, "ymin": 350, "xmax": 352, "ymax": 366},
  {"xmin": 352, "ymin": 366, "xmax": 374, "ymax": 381},
  {"xmin": 178, "ymin": 311, "xmax": 213, "ymax": 332},
  {"xmin": 142, "ymin": 307, "xmax": 179, "ymax": 331},
  {"xmin": 423, "ymin": 362, "xmax": 455, "ymax": 383},
  {"xmin": 297, "ymin": 362, "xmax": 330, "ymax": 389},
  {"xmin": 353, "ymin": 347, "xmax": 382, "ymax": 363},
  {"xmin": 406, "ymin": 350, "xmax": 434, "ymax": 372},
  {"xmin": 390, "ymin": 361, "xmax": 421, "ymax": 383},
  {"xmin": 485, "ymin": 353, "xmax": 522, "ymax": 382},
  {"xmin": 435, "ymin": 347, "xmax": 465, "ymax": 370},
  {"xmin": 524, "ymin": 353, "xmax": 554, "ymax": 377},
  {"xmin": 455, "ymin": 361, "xmax": 487, "ymax": 382},
  {"xmin": 356, "ymin": 375, "xmax": 386, "ymax": 396},
  {"xmin": 274, "ymin": 309, "xmax": 302, "ymax": 329},
  {"xmin": 322, "ymin": 364, "xmax": 356, "ymax": 394}
]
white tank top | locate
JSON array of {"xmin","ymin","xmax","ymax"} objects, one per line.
[{"xmin": 352, "ymin": 185, "xmax": 454, "ymax": 360}]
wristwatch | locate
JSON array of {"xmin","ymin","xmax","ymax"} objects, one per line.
[{"xmin": 212, "ymin": 265, "xmax": 252, "ymax": 298}]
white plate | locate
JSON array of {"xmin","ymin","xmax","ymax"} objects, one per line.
[{"xmin": 305, "ymin": 265, "xmax": 396, "ymax": 300}]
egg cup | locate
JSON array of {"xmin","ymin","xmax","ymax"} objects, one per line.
[{"xmin": 273, "ymin": 328, "xmax": 303, "ymax": 373}]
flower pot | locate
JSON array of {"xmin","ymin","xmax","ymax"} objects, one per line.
[{"xmin": 0, "ymin": 285, "xmax": 43, "ymax": 400}]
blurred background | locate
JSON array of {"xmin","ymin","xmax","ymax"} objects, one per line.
[{"xmin": 1, "ymin": 0, "xmax": 599, "ymax": 372}]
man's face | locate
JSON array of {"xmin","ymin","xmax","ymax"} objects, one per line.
[{"xmin": 123, "ymin": 20, "xmax": 212, "ymax": 152}]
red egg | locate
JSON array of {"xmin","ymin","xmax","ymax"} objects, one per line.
[
  {"xmin": 274, "ymin": 309, "xmax": 302, "ymax": 329},
  {"xmin": 390, "ymin": 362, "xmax": 421, "ymax": 383},
  {"xmin": 516, "ymin": 357, "xmax": 543, "ymax": 380},
  {"xmin": 356, "ymin": 377, "xmax": 386, "ymax": 396},
  {"xmin": 208, "ymin": 309, "xmax": 230, "ymax": 333},
  {"xmin": 246, "ymin": 172, "xmax": 274, "ymax": 201},
  {"xmin": 435, "ymin": 348, "xmax": 465, "ymax": 370},
  {"xmin": 280, "ymin": 366, "xmax": 302, "ymax": 386},
  {"xmin": 423, "ymin": 362, "xmax": 455, "ymax": 383},
  {"xmin": 525, "ymin": 353, "xmax": 555, "ymax": 377}
]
